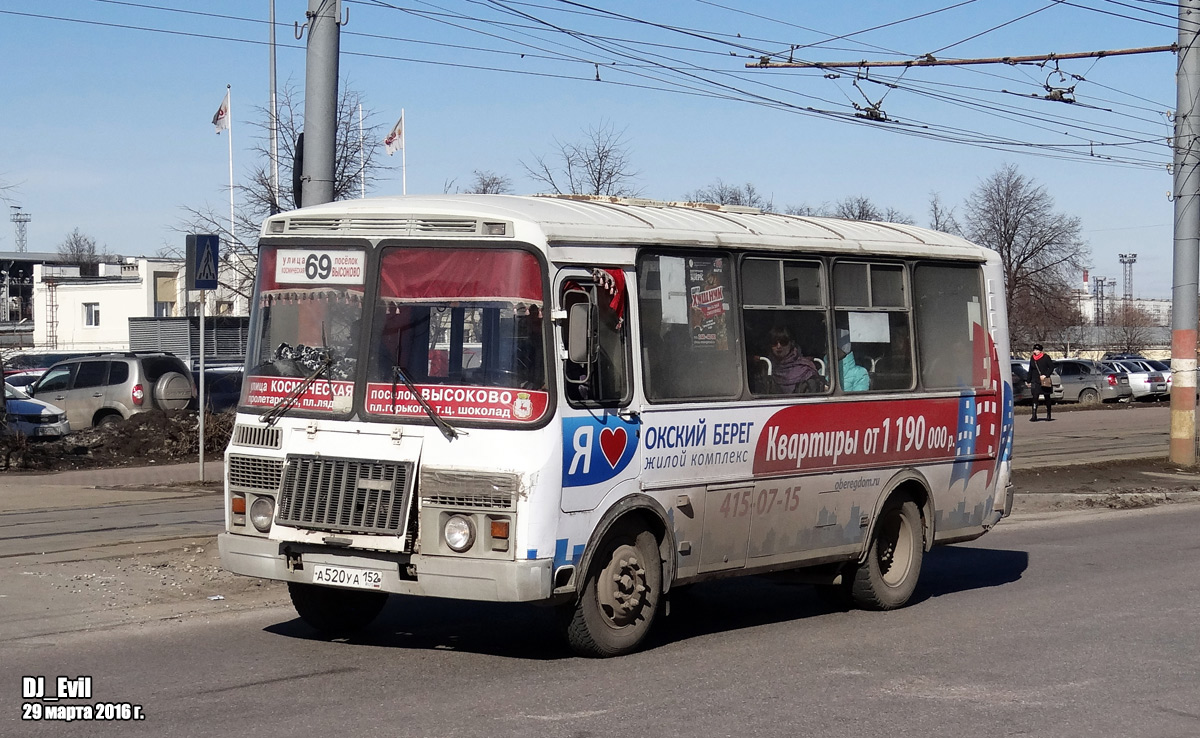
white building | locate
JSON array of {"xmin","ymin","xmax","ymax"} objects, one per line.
[{"xmin": 31, "ymin": 257, "xmax": 247, "ymax": 352}]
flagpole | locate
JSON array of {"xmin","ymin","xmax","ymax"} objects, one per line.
[
  {"xmin": 227, "ymin": 83, "xmax": 234, "ymax": 264},
  {"xmin": 401, "ymin": 108, "xmax": 407, "ymax": 195},
  {"xmin": 358, "ymin": 103, "xmax": 365, "ymax": 198}
]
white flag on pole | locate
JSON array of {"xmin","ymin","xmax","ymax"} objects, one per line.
[
  {"xmin": 384, "ymin": 112, "xmax": 404, "ymax": 155},
  {"xmin": 212, "ymin": 90, "xmax": 230, "ymax": 134}
]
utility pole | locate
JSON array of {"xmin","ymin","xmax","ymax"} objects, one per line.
[
  {"xmin": 1171, "ymin": 0, "xmax": 1200, "ymax": 466},
  {"xmin": 300, "ymin": 0, "xmax": 342, "ymax": 208},
  {"xmin": 269, "ymin": 0, "xmax": 280, "ymax": 213}
]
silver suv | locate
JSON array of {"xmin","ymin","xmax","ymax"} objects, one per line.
[{"xmin": 30, "ymin": 353, "xmax": 194, "ymax": 428}]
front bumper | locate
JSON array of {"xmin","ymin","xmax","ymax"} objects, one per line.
[{"xmin": 219, "ymin": 533, "xmax": 553, "ymax": 603}]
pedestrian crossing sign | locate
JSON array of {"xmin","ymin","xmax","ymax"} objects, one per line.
[{"xmin": 186, "ymin": 234, "xmax": 220, "ymax": 290}]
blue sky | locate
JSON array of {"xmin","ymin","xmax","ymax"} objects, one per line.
[{"xmin": 0, "ymin": 1, "xmax": 1181, "ymax": 296}]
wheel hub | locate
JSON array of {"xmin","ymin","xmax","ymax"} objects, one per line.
[{"xmin": 598, "ymin": 545, "xmax": 647, "ymax": 626}]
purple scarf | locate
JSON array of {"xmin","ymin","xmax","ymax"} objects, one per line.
[{"xmin": 773, "ymin": 346, "xmax": 818, "ymax": 392}]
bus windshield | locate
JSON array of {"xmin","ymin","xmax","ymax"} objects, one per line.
[
  {"xmin": 363, "ymin": 246, "xmax": 549, "ymax": 424},
  {"xmin": 243, "ymin": 246, "xmax": 366, "ymax": 414},
  {"xmin": 241, "ymin": 244, "xmax": 550, "ymax": 424}
]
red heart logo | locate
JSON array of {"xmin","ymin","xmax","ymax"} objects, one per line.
[{"xmin": 598, "ymin": 427, "xmax": 627, "ymax": 469}]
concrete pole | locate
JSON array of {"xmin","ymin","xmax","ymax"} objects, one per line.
[
  {"xmin": 301, "ymin": 0, "xmax": 341, "ymax": 207},
  {"xmin": 269, "ymin": 0, "xmax": 279, "ymax": 213},
  {"xmin": 1171, "ymin": 0, "xmax": 1200, "ymax": 465}
]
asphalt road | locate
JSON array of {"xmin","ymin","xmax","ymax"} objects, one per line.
[
  {"xmin": 1013, "ymin": 402, "xmax": 1171, "ymax": 467},
  {"xmin": 3, "ymin": 503, "xmax": 1198, "ymax": 738},
  {"xmin": 0, "ymin": 404, "xmax": 1176, "ymax": 560}
]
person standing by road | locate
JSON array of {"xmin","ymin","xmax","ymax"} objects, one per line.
[{"xmin": 1029, "ymin": 343, "xmax": 1055, "ymax": 421}]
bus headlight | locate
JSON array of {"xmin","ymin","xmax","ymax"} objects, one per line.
[
  {"xmin": 444, "ymin": 515, "xmax": 476, "ymax": 552},
  {"xmin": 250, "ymin": 496, "xmax": 275, "ymax": 532}
]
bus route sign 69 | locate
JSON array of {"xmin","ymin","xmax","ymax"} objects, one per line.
[{"xmin": 275, "ymin": 249, "xmax": 365, "ymax": 285}]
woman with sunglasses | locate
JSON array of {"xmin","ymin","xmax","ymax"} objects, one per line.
[{"xmin": 765, "ymin": 326, "xmax": 823, "ymax": 394}]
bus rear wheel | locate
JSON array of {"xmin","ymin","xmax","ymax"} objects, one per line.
[
  {"xmin": 847, "ymin": 497, "xmax": 924, "ymax": 610},
  {"xmin": 562, "ymin": 523, "xmax": 662, "ymax": 657},
  {"xmin": 288, "ymin": 582, "xmax": 387, "ymax": 636}
]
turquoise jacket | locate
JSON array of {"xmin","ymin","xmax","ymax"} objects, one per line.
[{"xmin": 840, "ymin": 352, "xmax": 871, "ymax": 392}]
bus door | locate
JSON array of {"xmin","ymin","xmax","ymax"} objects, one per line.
[{"xmin": 556, "ymin": 267, "xmax": 640, "ymax": 515}]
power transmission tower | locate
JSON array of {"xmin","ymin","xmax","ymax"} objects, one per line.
[
  {"xmin": 1119, "ymin": 253, "xmax": 1137, "ymax": 302},
  {"xmin": 9, "ymin": 206, "xmax": 30, "ymax": 252}
]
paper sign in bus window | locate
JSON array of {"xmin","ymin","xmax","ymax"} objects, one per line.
[{"xmin": 848, "ymin": 311, "xmax": 890, "ymax": 343}]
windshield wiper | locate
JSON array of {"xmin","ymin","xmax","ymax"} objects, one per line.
[
  {"xmin": 260, "ymin": 351, "xmax": 333, "ymax": 426},
  {"xmin": 392, "ymin": 364, "xmax": 459, "ymax": 442}
]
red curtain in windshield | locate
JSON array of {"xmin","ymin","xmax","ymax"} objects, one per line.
[{"xmin": 380, "ymin": 248, "xmax": 543, "ymax": 305}]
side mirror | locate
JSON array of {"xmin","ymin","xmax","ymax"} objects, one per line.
[{"xmin": 567, "ymin": 302, "xmax": 592, "ymax": 364}]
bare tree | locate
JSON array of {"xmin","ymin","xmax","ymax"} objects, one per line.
[
  {"xmin": 57, "ymin": 229, "xmax": 113, "ymax": 277},
  {"xmin": 783, "ymin": 203, "xmax": 821, "ymax": 216},
  {"xmin": 0, "ymin": 177, "xmax": 16, "ymax": 204},
  {"xmin": 466, "ymin": 170, "xmax": 513, "ymax": 194},
  {"xmin": 1109, "ymin": 303, "xmax": 1157, "ymax": 354},
  {"xmin": 1009, "ymin": 282, "xmax": 1085, "ymax": 353},
  {"xmin": 963, "ymin": 163, "xmax": 1087, "ymax": 342},
  {"xmin": 177, "ymin": 81, "xmax": 391, "ymax": 300},
  {"xmin": 830, "ymin": 195, "xmax": 914, "ymax": 224},
  {"xmin": 928, "ymin": 192, "xmax": 963, "ymax": 235},
  {"xmin": 522, "ymin": 121, "xmax": 640, "ymax": 197},
  {"xmin": 684, "ymin": 180, "xmax": 773, "ymax": 210}
]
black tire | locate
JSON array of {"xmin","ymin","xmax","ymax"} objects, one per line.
[
  {"xmin": 1078, "ymin": 388, "xmax": 1100, "ymax": 405},
  {"xmin": 561, "ymin": 523, "xmax": 662, "ymax": 657},
  {"xmin": 846, "ymin": 497, "xmax": 924, "ymax": 610},
  {"xmin": 96, "ymin": 413, "xmax": 123, "ymax": 427},
  {"xmin": 288, "ymin": 582, "xmax": 387, "ymax": 636}
]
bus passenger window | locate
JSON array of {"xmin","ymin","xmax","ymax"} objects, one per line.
[
  {"xmin": 638, "ymin": 252, "xmax": 740, "ymax": 401},
  {"xmin": 832, "ymin": 261, "xmax": 913, "ymax": 392},
  {"xmin": 914, "ymin": 264, "xmax": 988, "ymax": 389},
  {"xmin": 741, "ymin": 257, "xmax": 828, "ymax": 396}
]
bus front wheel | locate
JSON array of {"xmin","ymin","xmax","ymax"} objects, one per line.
[
  {"xmin": 562, "ymin": 523, "xmax": 662, "ymax": 657},
  {"xmin": 288, "ymin": 582, "xmax": 387, "ymax": 636},
  {"xmin": 847, "ymin": 497, "xmax": 924, "ymax": 610}
]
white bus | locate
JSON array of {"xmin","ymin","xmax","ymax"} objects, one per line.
[{"xmin": 219, "ymin": 194, "xmax": 1015, "ymax": 656}]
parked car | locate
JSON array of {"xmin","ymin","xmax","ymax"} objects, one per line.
[
  {"xmin": 1104, "ymin": 359, "xmax": 1168, "ymax": 401},
  {"xmin": 3, "ymin": 351, "xmax": 98, "ymax": 376},
  {"xmin": 1010, "ymin": 359, "xmax": 1063, "ymax": 404},
  {"xmin": 3, "ymin": 369, "xmax": 44, "ymax": 389},
  {"xmin": 1102, "ymin": 352, "xmax": 1147, "ymax": 361},
  {"xmin": 4, "ymin": 382, "xmax": 71, "ymax": 438},
  {"xmin": 1143, "ymin": 359, "xmax": 1173, "ymax": 394},
  {"xmin": 191, "ymin": 366, "xmax": 244, "ymax": 413},
  {"xmin": 29, "ymin": 352, "xmax": 194, "ymax": 429},
  {"xmin": 1053, "ymin": 358, "xmax": 1133, "ymax": 404}
]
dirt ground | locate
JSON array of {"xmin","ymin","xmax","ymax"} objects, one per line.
[{"xmin": 0, "ymin": 410, "xmax": 234, "ymax": 471}]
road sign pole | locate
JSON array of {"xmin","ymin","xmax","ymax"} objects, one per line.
[
  {"xmin": 186, "ymin": 233, "xmax": 219, "ymax": 483},
  {"xmin": 199, "ymin": 289, "xmax": 206, "ymax": 483}
]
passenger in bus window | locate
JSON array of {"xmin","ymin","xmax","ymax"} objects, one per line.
[
  {"xmin": 760, "ymin": 326, "xmax": 823, "ymax": 394},
  {"xmin": 837, "ymin": 330, "xmax": 870, "ymax": 392}
]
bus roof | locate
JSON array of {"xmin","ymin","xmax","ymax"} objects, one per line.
[{"xmin": 263, "ymin": 194, "xmax": 991, "ymax": 261}]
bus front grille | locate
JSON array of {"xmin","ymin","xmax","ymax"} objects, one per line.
[
  {"xmin": 276, "ymin": 456, "xmax": 415, "ymax": 540},
  {"xmin": 232, "ymin": 424, "xmax": 283, "ymax": 450},
  {"xmin": 228, "ymin": 454, "xmax": 285, "ymax": 492}
]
